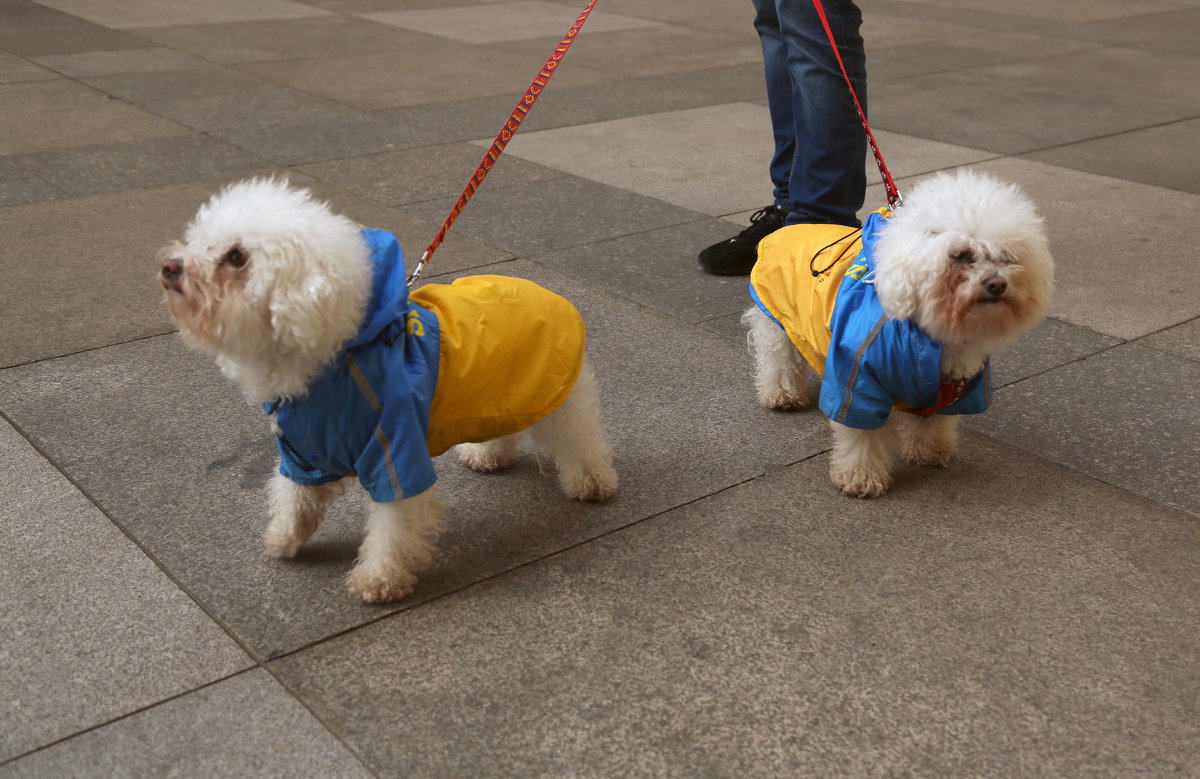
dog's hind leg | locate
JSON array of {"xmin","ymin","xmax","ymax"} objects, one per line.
[
  {"xmin": 530, "ymin": 355, "xmax": 617, "ymax": 502},
  {"xmin": 457, "ymin": 434, "xmax": 519, "ymax": 472},
  {"xmin": 264, "ymin": 472, "xmax": 345, "ymax": 557},
  {"xmin": 895, "ymin": 412, "xmax": 959, "ymax": 467},
  {"xmin": 348, "ymin": 487, "xmax": 446, "ymax": 604},
  {"xmin": 742, "ymin": 306, "xmax": 809, "ymax": 410}
]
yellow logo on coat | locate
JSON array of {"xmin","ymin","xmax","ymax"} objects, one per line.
[
  {"xmin": 405, "ymin": 310, "xmax": 425, "ymax": 338},
  {"xmin": 847, "ymin": 263, "xmax": 869, "ymax": 280}
]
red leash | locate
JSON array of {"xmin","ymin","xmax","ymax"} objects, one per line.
[
  {"xmin": 407, "ymin": 0, "xmax": 599, "ymax": 287},
  {"xmin": 810, "ymin": 0, "xmax": 902, "ymax": 210}
]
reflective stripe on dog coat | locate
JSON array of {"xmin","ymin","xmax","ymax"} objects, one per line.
[
  {"xmin": 267, "ymin": 228, "xmax": 585, "ymax": 502},
  {"xmin": 749, "ymin": 210, "xmax": 991, "ymax": 430}
]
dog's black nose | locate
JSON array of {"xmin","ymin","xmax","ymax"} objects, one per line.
[
  {"xmin": 160, "ymin": 257, "xmax": 183, "ymax": 290},
  {"xmin": 983, "ymin": 274, "xmax": 1007, "ymax": 298}
]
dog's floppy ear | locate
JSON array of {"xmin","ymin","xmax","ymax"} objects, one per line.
[
  {"xmin": 871, "ymin": 226, "xmax": 932, "ymax": 321},
  {"xmin": 268, "ymin": 270, "xmax": 338, "ymax": 356}
]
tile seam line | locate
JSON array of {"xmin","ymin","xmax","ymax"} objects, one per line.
[
  {"xmin": 0, "ymin": 667, "xmax": 254, "ymax": 769},
  {"xmin": 0, "ymin": 407, "xmax": 265, "ymax": 662},
  {"xmin": 261, "ymin": 464, "xmax": 817, "ymax": 664},
  {"xmin": 0, "ymin": 661, "xmax": 380, "ymax": 778},
  {"xmin": 0, "ymin": 405, "xmax": 382, "ymax": 774},
  {"xmin": 0, "ymin": 330, "xmax": 179, "ymax": 371},
  {"xmin": 1011, "ymin": 112, "xmax": 1200, "ymax": 159}
]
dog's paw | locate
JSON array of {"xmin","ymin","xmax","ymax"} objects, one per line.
[
  {"xmin": 830, "ymin": 466, "xmax": 891, "ymax": 498},
  {"xmin": 561, "ymin": 465, "xmax": 618, "ymax": 502},
  {"xmin": 347, "ymin": 563, "xmax": 417, "ymax": 604},
  {"xmin": 759, "ymin": 387, "xmax": 809, "ymax": 411},
  {"xmin": 457, "ymin": 442, "xmax": 513, "ymax": 472}
]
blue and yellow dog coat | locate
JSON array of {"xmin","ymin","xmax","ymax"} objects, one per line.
[
  {"xmin": 749, "ymin": 210, "xmax": 991, "ymax": 430},
  {"xmin": 267, "ymin": 229, "xmax": 585, "ymax": 501}
]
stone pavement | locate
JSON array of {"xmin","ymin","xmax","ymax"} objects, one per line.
[{"xmin": 2, "ymin": 0, "xmax": 1198, "ymax": 774}]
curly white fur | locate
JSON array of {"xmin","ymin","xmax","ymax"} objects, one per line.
[
  {"xmin": 160, "ymin": 178, "xmax": 617, "ymax": 603},
  {"xmin": 745, "ymin": 169, "xmax": 1054, "ymax": 497}
]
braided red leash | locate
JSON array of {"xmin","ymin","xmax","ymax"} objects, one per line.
[
  {"xmin": 407, "ymin": 0, "xmax": 599, "ymax": 286},
  {"xmin": 810, "ymin": 0, "xmax": 902, "ymax": 210}
]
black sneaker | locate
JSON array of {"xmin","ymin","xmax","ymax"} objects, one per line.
[{"xmin": 699, "ymin": 204, "xmax": 788, "ymax": 276}]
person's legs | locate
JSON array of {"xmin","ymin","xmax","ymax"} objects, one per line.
[
  {"xmin": 776, "ymin": 0, "xmax": 866, "ymax": 227},
  {"xmin": 754, "ymin": 0, "xmax": 795, "ymax": 210},
  {"xmin": 698, "ymin": 0, "xmax": 793, "ymax": 275}
]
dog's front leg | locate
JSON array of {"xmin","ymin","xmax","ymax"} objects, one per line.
[
  {"xmin": 348, "ymin": 487, "xmax": 446, "ymax": 604},
  {"xmin": 828, "ymin": 420, "xmax": 897, "ymax": 498},
  {"xmin": 264, "ymin": 473, "xmax": 345, "ymax": 557}
]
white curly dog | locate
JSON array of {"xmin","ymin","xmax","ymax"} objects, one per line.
[
  {"xmin": 159, "ymin": 178, "xmax": 617, "ymax": 602},
  {"xmin": 744, "ymin": 169, "xmax": 1054, "ymax": 497}
]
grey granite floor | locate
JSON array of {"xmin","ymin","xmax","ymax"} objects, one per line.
[{"xmin": 2, "ymin": 0, "xmax": 1197, "ymax": 775}]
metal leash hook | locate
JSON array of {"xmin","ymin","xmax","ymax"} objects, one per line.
[
  {"xmin": 406, "ymin": 249, "xmax": 431, "ymax": 288},
  {"xmin": 406, "ymin": 0, "xmax": 599, "ymax": 289}
]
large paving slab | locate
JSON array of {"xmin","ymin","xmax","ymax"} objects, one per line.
[
  {"xmin": 360, "ymin": 1, "xmax": 660, "ymax": 44},
  {"xmin": 299, "ymin": 143, "xmax": 568, "ymax": 208},
  {"xmin": 3, "ymin": 671, "xmax": 370, "ymax": 777},
  {"xmin": 10, "ymin": 134, "xmax": 268, "ymax": 197},
  {"xmin": 377, "ymin": 64, "xmax": 761, "ymax": 145},
  {"xmin": 271, "ymin": 436, "xmax": 1200, "ymax": 775},
  {"xmin": 494, "ymin": 104, "xmax": 776, "ymax": 217},
  {"xmin": 33, "ymin": 0, "xmax": 331, "ymax": 29},
  {"xmin": 903, "ymin": 0, "xmax": 1187, "ymax": 24},
  {"xmin": 83, "ymin": 68, "xmax": 364, "ymax": 134},
  {"xmin": 0, "ymin": 261, "xmax": 826, "ymax": 658},
  {"xmin": 136, "ymin": 15, "xmax": 425, "ymax": 65},
  {"xmin": 0, "ymin": 1, "xmax": 154, "ymax": 57},
  {"xmin": 519, "ymin": 21, "xmax": 761, "ymax": 79},
  {"xmin": 869, "ymin": 58, "xmax": 1196, "ymax": 156},
  {"xmin": 0, "ymin": 78, "xmax": 189, "ymax": 156},
  {"xmin": 405, "ymin": 175, "xmax": 706, "ymax": 258},
  {"xmin": 968, "ymin": 341, "xmax": 1200, "ymax": 517},
  {"xmin": 1022, "ymin": 117, "xmax": 1200, "ymax": 196},
  {"xmin": 235, "ymin": 38, "xmax": 611, "ymax": 112},
  {"xmin": 0, "ymin": 419, "xmax": 250, "ymax": 763}
]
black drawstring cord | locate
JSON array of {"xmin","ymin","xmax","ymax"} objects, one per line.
[{"xmin": 809, "ymin": 226, "xmax": 864, "ymax": 277}]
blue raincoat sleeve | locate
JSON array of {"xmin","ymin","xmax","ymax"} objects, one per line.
[{"xmin": 347, "ymin": 304, "xmax": 442, "ymax": 503}]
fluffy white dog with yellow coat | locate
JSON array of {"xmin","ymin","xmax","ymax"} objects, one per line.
[
  {"xmin": 159, "ymin": 178, "xmax": 616, "ymax": 603},
  {"xmin": 744, "ymin": 169, "xmax": 1054, "ymax": 497}
]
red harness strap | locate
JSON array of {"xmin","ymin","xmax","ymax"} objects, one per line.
[
  {"xmin": 810, "ymin": 0, "xmax": 902, "ymax": 210},
  {"xmin": 408, "ymin": 0, "xmax": 599, "ymax": 287},
  {"xmin": 906, "ymin": 375, "xmax": 972, "ymax": 417}
]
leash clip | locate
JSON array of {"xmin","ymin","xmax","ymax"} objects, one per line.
[{"xmin": 406, "ymin": 249, "xmax": 430, "ymax": 288}]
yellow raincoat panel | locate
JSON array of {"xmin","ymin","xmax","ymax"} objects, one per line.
[{"xmin": 411, "ymin": 276, "xmax": 585, "ymax": 456}]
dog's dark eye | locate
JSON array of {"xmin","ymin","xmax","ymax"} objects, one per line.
[
  {"xmin": 223, "ymin": 246, "xmax": 248, "ymax": 268},
  {"xmin": 952, "ymin": 249, "xmax": 975, "ymax": 265}
]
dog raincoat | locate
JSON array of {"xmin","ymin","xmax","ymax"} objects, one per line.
[
  {"xmin": 749, "ymin": 209, "xmax": 991, "ymax": 430},
  {"xmin": 267, "ymin": 228, "xmax": 586, "ymax": 502}
]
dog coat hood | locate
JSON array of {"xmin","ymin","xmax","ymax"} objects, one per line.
[
  {"xmin": 749, "ymin": 210, "xmax": 991, "ymax": 430},
  {"xmin": 267, "ymin": 228, "xmax": 586, "ymax": 501}
]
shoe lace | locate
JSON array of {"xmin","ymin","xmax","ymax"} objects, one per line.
[
  {"xmin": 747, "ymin": 205, "xmax": 777, "ymax": 225},
  {"xmin": 732, "ymin": 205, "xmax": 779, "ymax": 240}
]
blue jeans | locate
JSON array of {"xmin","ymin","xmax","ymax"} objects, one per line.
[{"xmin": 753, "ymin": 0, "xmax": 867, "ymax": 227}]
